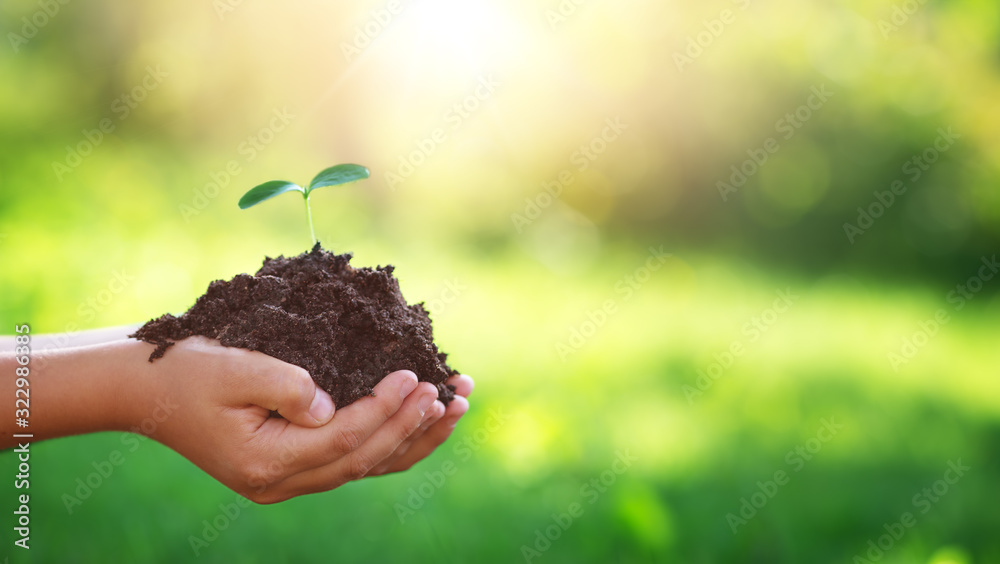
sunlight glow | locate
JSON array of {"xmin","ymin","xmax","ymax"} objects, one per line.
[{"xmin": 401, "ymin": 0, "xmax": 530, "ymax": 74}]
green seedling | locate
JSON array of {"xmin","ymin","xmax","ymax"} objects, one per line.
[{"xmin": 238, "ymin": 163, "xmax": 370, "ymax": 245}]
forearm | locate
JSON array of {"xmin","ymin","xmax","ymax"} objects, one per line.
[
  {"xmin": 1, "ymin": 339, "xmax": 150, "ymax": 449},
  {"xmin": 0, "ymin": 324, "xmax": 142, "ymax": 353}
]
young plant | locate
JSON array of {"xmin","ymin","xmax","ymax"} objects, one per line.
[{"xmin": 238, "ymin": 163, "xmax": 370, "ymax": 245}]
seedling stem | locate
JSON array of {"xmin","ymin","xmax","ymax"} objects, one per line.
[{"xmin": 237, "ymin": 164, "xmax": 370, "ymax": 248}]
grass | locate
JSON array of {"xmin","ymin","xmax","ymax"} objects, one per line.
[{"xmin": 2, "ymin": 246, "xmax": 998, "ymax": 563}]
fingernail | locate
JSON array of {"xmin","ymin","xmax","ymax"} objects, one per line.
[
  {"xmin": 418, "ymin": 393, "xmax": 437, "ymax": 415},
  {"xmin": 399, "ymin": 376, "xmax": 419, "ymax": 400},
  {"xmin": 420, "ymin": 401, "xmax": 444, "ymax": 425},
  {"xmin": 309, "ymin": 391, "xmax": 334, "ymax": 423}
]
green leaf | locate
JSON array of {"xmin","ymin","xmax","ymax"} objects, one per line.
[
  {"xmin": 306, "ymin": 164, "xmax": 370, "ymax": 194},
  {"xmin": 238, "ymin": 181, "xmax": 304, "ymax": 209}
]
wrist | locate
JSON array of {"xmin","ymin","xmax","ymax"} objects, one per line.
[
  {"xmin": 26, "ymin": 339, "xmax": 157, "ymax": 441},
  {"xmin": 101, "ymin": 338, "xmax": 164, "ymax": 434}
]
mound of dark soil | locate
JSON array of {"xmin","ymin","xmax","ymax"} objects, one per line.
[{"xmin": 130, "ymin": 243, "xmax": 456, "ymax": 408}]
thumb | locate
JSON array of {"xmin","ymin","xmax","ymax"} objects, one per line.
[{"xmin": 241, "ymin": 359, "xmax": 335, "ymax": 427}]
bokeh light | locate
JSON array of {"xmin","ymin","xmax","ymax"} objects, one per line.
[{"xmin": 1, "ymin": 0, "xmax": 998, "ymax": 562}]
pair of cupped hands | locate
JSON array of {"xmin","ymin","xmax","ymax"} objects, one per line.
[
  {"xmin": 146, "ymin": 338, "xmax": 473, "ymax": 503},
  {"xmin": 2, "ymin": 333, "xmax": 471, "ymax": 504}
]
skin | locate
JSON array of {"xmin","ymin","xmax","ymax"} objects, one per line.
[{"xmin": 0, "ymin": 326, "xmax": 473, "ymax": 504}]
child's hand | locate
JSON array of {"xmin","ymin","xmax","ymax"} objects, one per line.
[{"xmin": 130, "ymin": 337, "xmax": 471, "ymax": 503}]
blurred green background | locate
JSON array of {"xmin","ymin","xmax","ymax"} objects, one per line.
[{"xmin": 2, "ymin": 0, "xmax": 1000, "ymax": 562}]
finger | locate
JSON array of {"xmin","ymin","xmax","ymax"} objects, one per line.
[
  {"xmin": 380, "ymin": 394, "xmax": 469, "ymax": 474},
  {"xmin": 274, "ymin": 370, "xmax": 419, "ymax": 471},
  {"xmin": 363, "ymin": 374, "xmax": 465, "ymax": 471},
  {"xmin": 276, "ymin": 382, "xmax": 439, "ymax": 495},
  {"xmin": 417, "ymin": 400, "xmax": 448, "ymax": 433},
  {"xmin": 364, "ymin": 375, "xmax": 469, "ymax": 476},
  {"xmin": 447, "ymin": 374, "xmax": 474, "ymax": 398},
  {"xmin": 367, "ymin": 399, "xmax": 446, "ymax": 476},
  {"xmin": 228, "ymin": 352, "xmax": 335, "ymax": 428},
  {"xmin": 371, "ymin": 381, "xmax": 468, "ymax": 474}
]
